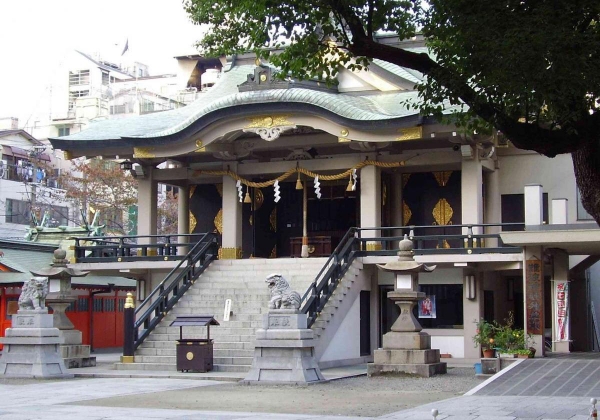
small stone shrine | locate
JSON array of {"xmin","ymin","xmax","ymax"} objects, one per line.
[
  {"xmin": 0, "ymin": 277, "xmax": 73, "ymax": 378},
  {"xmin": 30, "ymin": 249, "xmax": 95, "ymax": 368},
  {"xmin": 243, "ymin": 273, "xmax": 324, "ymax": 384},
  {"xmin": 368, "ymin": 235, "xmax": 447, "ymax": 377}
]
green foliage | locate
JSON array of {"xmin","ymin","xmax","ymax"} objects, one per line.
[
  {"xmin": 419, "ymin": 0, "xmax": 600, "ymax": 137},
  {"xmin": 184, "ymin": 0, "xmax": 418, "ymax": 82},
  {"xmin": 490, "ymin": 312, "xmax": 534, "ymax": 352},
  {"xmin": 473, "ymin": 319, "xmax": 495, "ymax": 349}
]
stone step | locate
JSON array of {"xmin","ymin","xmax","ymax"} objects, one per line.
[
  {"xmin": 170, "ymin": 307, "xmax": 269, "ymax": 315},
  {"xmin": 132, "ymin": 257, "xmax": 335, "ymax": 373},
  {"xmin": 135, "ymin": 355, "xmax": 254, "ymax": 366},
  {"xmin": 153, "ymin": 326, "xmax": 257, "ymax": 335},
  {"xmin": 213, "ymin": 364, "xmax": 251, "ymax": 373},
  {"xmin": 144, "ymin": 334, "xmax": 256, "ymax": 343}
]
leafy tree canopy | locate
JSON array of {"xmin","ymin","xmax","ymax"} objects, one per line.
[{"xmin": 185, "ymin": 0, "xmax": 600, "ymax": 223}]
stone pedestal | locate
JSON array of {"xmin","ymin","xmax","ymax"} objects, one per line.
[
  {"xmin": 47, "ymin": 295, "xmax": 96, "ymax": 368},
  {"xmin": 0, "ymin": 310, "xmax": 73, "ymax": 378},
  {"xmin": 367, "ymin": 294, "xmax": 446, "ymax": 378},
  {"xmin": 243, "ymin": 310, "xmax": 325, "ymax": 384}
]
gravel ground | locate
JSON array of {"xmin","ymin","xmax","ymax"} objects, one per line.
[{"xmin": 73, "ymin": 367, "xmax": 484, "ymax": 417}]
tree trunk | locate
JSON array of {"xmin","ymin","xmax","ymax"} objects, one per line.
[{"xmin": 571, "ymin": 139, "xmax": 600, "ymax": 225}]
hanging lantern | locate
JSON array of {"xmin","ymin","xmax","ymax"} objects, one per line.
[
  {"xmin": 244, "ymin": 186, "xmax": 252, "ymax": 203},
  {"xmin": 295, "ymin": 172, "xmax": 303, "ymax": 190}
]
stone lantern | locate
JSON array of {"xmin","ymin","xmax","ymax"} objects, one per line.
[
  {"xmin": 30, "ymin": 249, "xmax": 96, "ymax": 368},
  {"xmin": 367, "ymin": 235, "xmax": 447, "ymax": 377}
]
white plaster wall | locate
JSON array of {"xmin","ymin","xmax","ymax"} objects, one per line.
[
  {"xmin": 320, "ymin": 294, "xmax": 361, "ymax": 362},
  {"xmin": 430, "ymin": 335, "xmax": 464, "ymax": 358},
  {"xmin": 498, "ymin": 153, "xmax": 584, "ymax": 224}
]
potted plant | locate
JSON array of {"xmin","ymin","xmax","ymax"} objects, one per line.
[
  {"xmin": 473, "ymin": 319, "xmax": 495, "ymax": 358},
  {"xmin": 494, "ymin": 313, "xmax": 519, "ymax": 357}
]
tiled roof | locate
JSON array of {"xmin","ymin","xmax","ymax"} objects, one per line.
[{"xmin": 51, "ymin": 57, "xmax": 459, "ymax": 146}]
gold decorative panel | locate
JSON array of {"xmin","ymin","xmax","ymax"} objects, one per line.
[
  {"xmin": 269, "ymin": 245, "xmax": 277, "ymax": 258},
  {"xmin": 189, "ymin": 185, "xmax": 196, "ymax": 198},
  {"xmin": 402, "ymin": 173, "xmax": 411, "ymax": 189},
  {"xmin": 338, "ymin": 137, "xmax": 351, "ymax": 143},
  {"xmin": 133, "ymin": 147, "xmax": 156, "ymax": 158},
  {"xmin": 63, "ymin": 150, "xmax": 73, "ymax": 160},
  {"xmin": 215, "ymin": 183, "xmax": 223, "ymax": 198},
  {"xmin": 214, "ymin": 208, "xmax": 223, "ymax": 234},
  {"xmin": 253, "ymin": 188, "xmax": 264, "ymax": 210},
  {"xmin": 219, "ymin": 247, "xmax": 242, "ymax": 259},
  {"xmin": 245, "ymin": 115, "xmax": 293, "ymax": 129},
  {"xmin": 189, "ymin": 212, "xmax": 197, "ymax": 233},
  {"xmin": 270, "ymin": 208, "xmax": 277, "ymax": 232},
  {"xmin": 432, "ymin": 198, "xmax": 453, "ymax": 225},
  {"xmin": 396, "ymin": 126, "xmax": 423, "ymax": 141},
  {"xmin": 433, "ymin": 171, "xmax": 453, "ymax": 187},
  {"xmin": 403, "ymin": 201, "xmax": 412, "ymax": 225}
]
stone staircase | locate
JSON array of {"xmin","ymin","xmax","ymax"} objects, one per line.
[
  {"xmin": 311, "ymin": 260, "xmax": 364, "ymax": 342},
  {"xmin": 118, "ymin": 258, "xmax": 328, "ymax": 373}
]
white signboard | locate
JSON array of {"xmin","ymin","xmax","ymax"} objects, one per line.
[
  {"xmin": 554, "ymin": 281, "xmax": 569, "ymax": 341},
  {"xmin": 223, "ymin": 299, "xmax": 232, "ymax": 322}
]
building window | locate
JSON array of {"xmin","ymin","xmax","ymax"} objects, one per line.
[
  {"xmin": 68, "ymin": 90, "xmax": 89, "ymax": 110},
  {"xmin": 101, "ymin": 71, "xmax": 109, "ymax": 86},
  {"xmin": 576, "ymin": 189, "xmax": 594, "ymax": 220},
  {"xmin": 5, "ymin": 199, "xmax": 69, "ymax": 226},
  {"xmin": 416, "ymin": 284, "xmax": 464, "ymax": 329},
  {"xmin": 5, "ymin": 199, "xmax": 29, "ymax": 224},
  {"xmin": 68, "ymin": 70, "xmax": 90, "ymax": 86},
  {"xmin": 58, "ymin": 127, "xmax": 70, "ymax": 137},
  {"xmin": 141, "ymin": 100, "xmax": 155, "ymax": 114}
]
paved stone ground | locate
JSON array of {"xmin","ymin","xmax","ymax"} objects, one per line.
[
  {"xmin": 0, "ymin": 354, "xmax": 598, "ymax": 419},
  {"xmin": 474, "ymin": 359, "xmax": 600, "ymax": 397}
]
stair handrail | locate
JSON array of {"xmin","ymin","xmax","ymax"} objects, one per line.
[
  {"xmin": 133, "ymin": 232, "xmax": 218, "ymax": 349},
  {"xmin": 300, "ymin": 227, "xmax": 359, "ymax": 327}
]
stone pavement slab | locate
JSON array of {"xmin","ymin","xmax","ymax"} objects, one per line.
[{"xmin": 380, "ymin": 396, "xmax": 596, "ymax": 420}]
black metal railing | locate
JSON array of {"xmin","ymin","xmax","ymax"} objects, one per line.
[
  {"xmin": 300, "ymin": 223, "xmax": 523, "ymax": 327},
  {"xmin": 133, "ymin": 232, "xmax": 218, "ymax": 349},
  {"xmin": 72, "ymin": 233, "xmax": 208, "ymax": 263},
  {"xmin": 300, "ymin": 227, "xmax": 360, "ymax": 327}
]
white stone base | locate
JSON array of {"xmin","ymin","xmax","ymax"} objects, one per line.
[
  {"xmin": 0, "ymin": 311, "xmax": 73, "ymax": 379},
  {"xmin": 243, "ymin": 312, "xmax": 325, "ymax": 384}
]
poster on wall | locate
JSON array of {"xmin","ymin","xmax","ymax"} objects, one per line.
[
  {"xmin": 554, "ymin": 281, "xmax": 570, "ymax": 341},
  {"xmin": 419, "ymin": 295, "xmax": 436, "ymax": 318}
]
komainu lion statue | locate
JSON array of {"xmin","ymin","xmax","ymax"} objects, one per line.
[
  {"xmin": 266, "ymin": 273, "xmax": 301, "ymax": 310},
  {"xmin": 18, "ymin": 277, "xmax": 49, "ymax": 311}
]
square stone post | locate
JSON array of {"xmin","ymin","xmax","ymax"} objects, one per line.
[
  {"xmin": 221, "ymin": 164, "xmax": 242, "ymax": 259},
  {"xmin": 461, "ymin": 151, "xmax": 483, "ymax": 245},
  {"xmin": 137, "ymin": 165, "xmax": 157, "ymax": 246},
  {"xmin": 177, "ymin": 184, "xmax": 190, "ymax": 254},
  {"xmin": 360, "ymin": 162, "xmax": 381, "ymax": 250},
  {"xmin": 484, "ymin": 168, "xmax": 501, "ymax": 247},
  {"xmin": 524, "ymin": 184, "xmax": 543, "ymax": 226}
]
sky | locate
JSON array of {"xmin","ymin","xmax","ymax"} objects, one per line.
[{"xmin": 0, "ymin": 0, "xmax": 204, "ymax": 128}]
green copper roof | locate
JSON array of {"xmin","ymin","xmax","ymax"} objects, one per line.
[{"xmin": 51, "ymin": 58, "xmax": 458, "ymax": 146}]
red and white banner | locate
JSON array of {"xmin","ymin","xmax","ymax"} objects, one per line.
[{"xmin": 554, "ymin": 281, "xmax": 570, "ymax": 342}]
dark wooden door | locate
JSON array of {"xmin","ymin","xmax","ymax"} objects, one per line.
[{"xmin": 360, "ymin": 291, "xmax": 371, "ymax": 356}]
